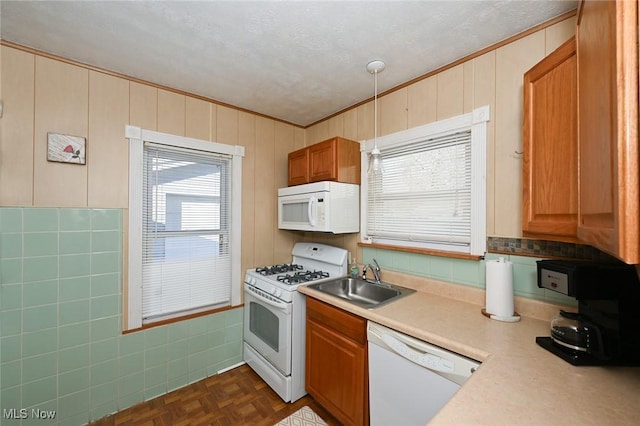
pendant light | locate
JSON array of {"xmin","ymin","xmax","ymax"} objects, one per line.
[{"xmin": 367, "ymin": 59, "xmax": 385, "ymax": 175}]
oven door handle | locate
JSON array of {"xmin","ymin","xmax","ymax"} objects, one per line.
[{"xmin": 246, "ymin": 285, "xmax": 291, "ymax": 312}]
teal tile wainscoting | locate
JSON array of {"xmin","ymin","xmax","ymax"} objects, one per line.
[
  {"xmin": 0, "ymin": 208, "xmax": 243, "ymax": 425},
  {"xmin": 361, "ymin": 246, "xmax": 579, "ymax": 308}
]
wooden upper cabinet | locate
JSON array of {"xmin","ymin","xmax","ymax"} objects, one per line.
[
  {"xmin": 287, "ymin": 148, "xmax": 309, "ymax": 186},
  {"xmin": 522, "ymin": 37, "xmax": 578, "ymax": 241},
  {"xmin": 309, "ymin": 139, "xmax": 339, "ymax": 182},
  {"xmin": 287, "ymin": 137, "xmax": 360, "ymax": 186},
  {"xmin": 576, "ymin": 0, "xmax": 639, "ymax": 263}
]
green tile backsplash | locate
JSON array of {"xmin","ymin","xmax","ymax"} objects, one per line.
[
  {"xmin": 0, "ymin": 207, "xmax": 243, "ymax": 426},
  {"xmin": 362, "ymin": 246, "xmax": 578, "ymax": 307}
]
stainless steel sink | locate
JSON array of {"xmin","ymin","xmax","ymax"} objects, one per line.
[{"xmin": 307, "ymin": 277, "xmax": 415, "ymax": 309}]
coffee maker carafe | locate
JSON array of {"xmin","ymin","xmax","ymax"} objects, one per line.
[{"xmin": 535, "ymin": 260, "xmax": 640, "ymax": 366}]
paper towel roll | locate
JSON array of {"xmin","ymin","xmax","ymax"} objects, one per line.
[{"xmin": 485, "ymin": 257, "xmax": 514, "ymax": 317}]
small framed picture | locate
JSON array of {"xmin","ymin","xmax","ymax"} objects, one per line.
[{"xmin": 47, "ymin": 133, "xmax": 86, "ymax": 165}]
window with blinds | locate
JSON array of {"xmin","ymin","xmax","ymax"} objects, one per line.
[
  {"xmin": 368, "ymin": 131, "xmax": 471, "ymax": 245},
  {"xmin": 142, "ymin": 143, "xmax": 231, "ymax": 322},
  {"xmin": 126, "ymin": 125, "xmax": 244, "ymax": 330},
  {"xmin": 362, "ymin": 106, "xmax": 488, "ymax": 256}
]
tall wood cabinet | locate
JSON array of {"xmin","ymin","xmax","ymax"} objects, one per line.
[
  {"xmin": 305, "ymin": 297, "xmax": 368, "ymax": 426},
  {"xmin": 576, "ymin": 0, "xmax": 639, "ymax": 263},
  {"xmin": 288, "ymin": 137, "xmax": 361, "ymax": 186},
  {"xmin": 523, "ymin": 37, "xmax": 578, "ymax": 241}
]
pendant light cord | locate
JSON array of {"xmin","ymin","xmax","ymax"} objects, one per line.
[{"xmin": 374, "ymin": 68, "xmax": 378, "ymax": 148}]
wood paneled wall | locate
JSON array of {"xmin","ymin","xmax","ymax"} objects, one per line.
[
  {"xmin": 0, "ymin": 46, "xmax": 304, "ymax": 272},
  {"xmin": 0, "ymin": 16, "xmax": 574, "ymax": 270},
  {"xmin": 304, "ymin": 17, "xmax": 576, "ymax": 260}
]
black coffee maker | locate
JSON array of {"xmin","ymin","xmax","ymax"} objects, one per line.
[{"xmin": 535, "ymin": 259, "xmax": 640, "ymax": 366}]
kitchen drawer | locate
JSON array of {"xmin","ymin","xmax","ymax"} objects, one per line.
[{"xmin": 306, "ymin": 297, "xmax": 366, "ymax": 344}]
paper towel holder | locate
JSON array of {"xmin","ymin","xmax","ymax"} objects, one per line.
[
  {"xmin": 481, "ymin": 308, "xmax": 521, "ymax": 322},
  {"xmin": 483, "ymin": 256, "xmax": 521, "ymax": 322}
]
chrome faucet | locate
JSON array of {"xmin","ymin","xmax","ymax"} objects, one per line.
[{"xmin": 362, "ymin": 258, "xmax": 382, "ymax": 283}]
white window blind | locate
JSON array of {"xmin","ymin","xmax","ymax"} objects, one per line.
[
  {"xmin": 141, "ymin": 143, "xmax": 231, "ymax": 322},
  {"xmin": 361, "ymin": 106, "xmax": 488, "ymax": 255},
  {"xmin": 367, "ymin": 131, "xmax": 472, "ymax": 246}
]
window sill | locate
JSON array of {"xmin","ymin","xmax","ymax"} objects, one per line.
[
  {"xmin": 358, "ymin": 242, "xmax": 483, "ymax": 261},
  {"xmin": 123, "ymin": 304, "xmax": 241, "ymax": 334}
]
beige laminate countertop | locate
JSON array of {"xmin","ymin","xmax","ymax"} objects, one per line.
[{"xmin": 298, "ymin": 275, "xmax": 640, "ymax": 425}]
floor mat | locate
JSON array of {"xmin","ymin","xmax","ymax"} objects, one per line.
[{"xmin": 275, "ymin": 405, "xmax": 328, "ymax": 426}]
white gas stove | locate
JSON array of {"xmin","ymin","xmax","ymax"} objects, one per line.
[
  {"xmin": 244, "ymin": 242, "xmax": 348, "ymax": 302},
  {"xmin": 243, "ymin": 242, "xmax": 348, "ymax": 402}
]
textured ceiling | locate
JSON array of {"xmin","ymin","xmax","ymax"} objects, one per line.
[{"xmin": 1, "ymin": 1, "xmax": 577, "ymax": 127}]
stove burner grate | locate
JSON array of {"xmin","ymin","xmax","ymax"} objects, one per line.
[
  {"xmin": 255, "ymin": 263, "xmax": 303, "ymax": 276},
  {"xmin": 277, "ymin": 270, "xmax": 330, "ymax": 285}
]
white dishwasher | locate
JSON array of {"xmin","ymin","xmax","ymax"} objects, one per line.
[{"xmin": 367, "ymin": 321, "xmax": 480, "ymax": 426}]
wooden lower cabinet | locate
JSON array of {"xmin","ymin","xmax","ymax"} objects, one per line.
[{"xmin": 305, "ymin": 297, "xmax": 368, "ymax": 426}]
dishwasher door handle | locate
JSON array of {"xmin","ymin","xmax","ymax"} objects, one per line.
[{"xmin": 380, "ymin": 333, "xmax": 455, "ymax": 373}]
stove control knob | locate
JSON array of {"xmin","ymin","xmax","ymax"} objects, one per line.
[
  {"xmin": 247, "ymin": 276, "xmax": 256, "ymax": 285},
  {"xmin": 274, "ymin": 289, "xmax": 282, "ymax": 298}
]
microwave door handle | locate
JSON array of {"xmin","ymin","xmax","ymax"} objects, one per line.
[{"xmin": 308, "ymin": 196, "xmax": 317, "ymax": 226}]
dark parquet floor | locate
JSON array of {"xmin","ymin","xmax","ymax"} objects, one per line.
[{"xmin": 88, "ymin": 364, "xmax": 340, "ymax": 426}]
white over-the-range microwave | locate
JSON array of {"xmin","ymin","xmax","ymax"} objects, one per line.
[{"xmin": 277, "ymin": 181, "xmax": 359, "ymax": 233}]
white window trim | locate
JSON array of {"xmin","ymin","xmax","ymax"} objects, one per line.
[
  {"xmin": 359, "ymin": 105, "xmax": 489, "ymax": 256},
  {"xmin": 125, "ymin": 125, "xmax": 245, "ymax": 330}
]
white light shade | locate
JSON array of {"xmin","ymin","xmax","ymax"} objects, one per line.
[
  {"xmin": 368, "ymin": 146, "xmax": 383, "ymax": 174},
  {"xmin": 367, "ymin": 60, "xmax": 385, "ymax": 176}
]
